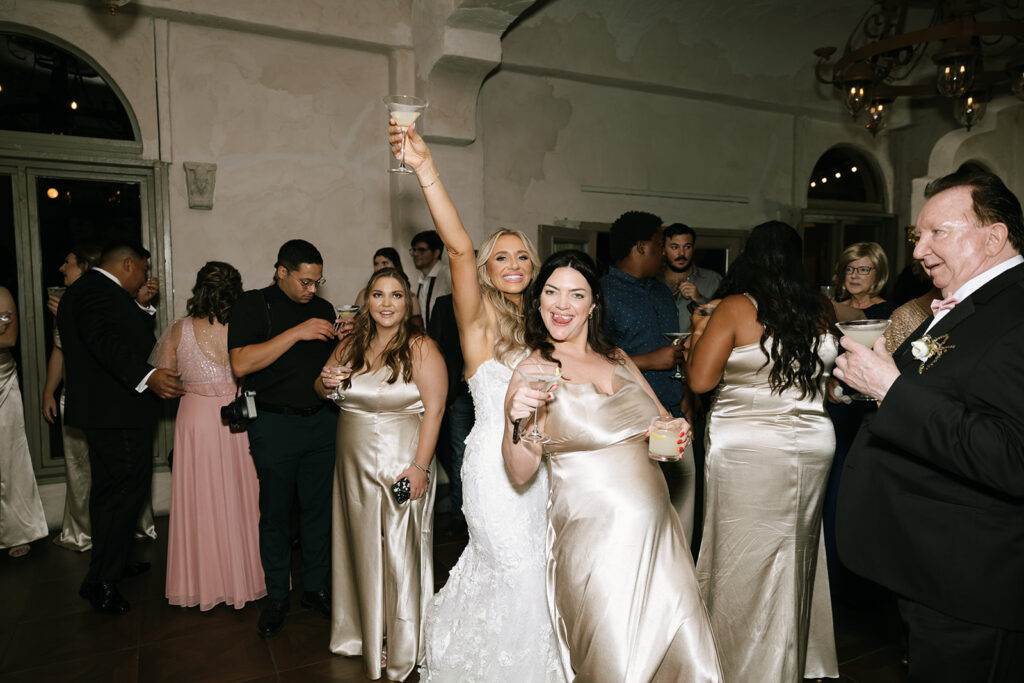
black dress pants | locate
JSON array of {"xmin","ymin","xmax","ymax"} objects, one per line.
[
  {"xmin": 899, "ymin": 597, "xmax": 1024, "ymax": 683},
  {"xmin": 247, "ymin": 409, "xmax": 336, "ymax": 600},
  {"xmin": 82, "ymin": 427, "xmax": 154, "ymax": 584}
]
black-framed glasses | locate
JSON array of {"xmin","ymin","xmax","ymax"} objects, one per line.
[
  {"xmin": 295, "ymin": 275, "xmax": 326, "ymax": 289},
  {"xmin": 844, "ymin": 266, "xmax": 875, "ymax": 275}
]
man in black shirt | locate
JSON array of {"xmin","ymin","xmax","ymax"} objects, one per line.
[{"xmin": 228, "ymin": 239, "xmax": 337, "ymax": 638}]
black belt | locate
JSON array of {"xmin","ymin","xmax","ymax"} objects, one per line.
[{"xmin": 256, "ymin": 402, "xmax": 324, "ymax": 416}]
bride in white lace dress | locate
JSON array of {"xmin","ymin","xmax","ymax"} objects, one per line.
[{"xmin": 390, "ymin": 123, "xmax": 563, "ymax": 681}]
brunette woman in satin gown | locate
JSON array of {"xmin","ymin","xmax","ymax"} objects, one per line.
[
  {"xmin": 503, "ymin": 251, "xmax": 723, "ymax": 683},
  {"xmin": 317, "ymin": 268, "xmax": 445, "ymax": 681},
  {"xmin": 686, "ymin": 222, "xmax": 839, "ymax": 682},
  {"xmin": 41, "ymin": 246, "xmax": 157, "ymax": 552},
  {"xmin": 152, "ymin": 262, "xmax": 265, "ymax": 610}
]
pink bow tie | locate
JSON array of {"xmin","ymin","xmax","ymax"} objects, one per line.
[{"xmin": 930, "ymin": 296, "xmax": 959, "ymax": 314}]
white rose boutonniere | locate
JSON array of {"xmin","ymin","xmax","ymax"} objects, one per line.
[{"xmin": 910, "ymin": 333, "xmax": 954, "ymax": 373}]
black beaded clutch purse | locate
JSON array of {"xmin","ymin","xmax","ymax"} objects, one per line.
[{"xmin": 391, "ymin": 477, "xmax": 411, "ymax": 504}]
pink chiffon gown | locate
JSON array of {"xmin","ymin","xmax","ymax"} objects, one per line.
[{"xmin": 157, "ymin": 317, "xmax": 265, "ymax": 610}]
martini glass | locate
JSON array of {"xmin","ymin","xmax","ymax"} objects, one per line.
[
  {"xmin": 383, "ymin": 95, "xmax": 428, "ymax": 174},
  {"xmin": 335, "ymin": 305, "xmax": 359, "ymax": 332},
  {"xmin": 834, "ymin": 318, "xmax": 892, "ymax": 400},
  {"xmin": 663, "ymin": 332, "xmax": 692, "ymax": 380},
  {"xmin": 516, "ymin": 359, "xmax": 562, "ymax": 444}
]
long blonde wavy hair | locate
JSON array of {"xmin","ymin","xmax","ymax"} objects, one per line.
[{"xmin": 475, "ymin": 228, "xmax": 540, "ymax": 365}]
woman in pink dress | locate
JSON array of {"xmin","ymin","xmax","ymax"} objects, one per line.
[{"xmin": 153, "ymin": 261, "xmax": 265, "ymax": 610}]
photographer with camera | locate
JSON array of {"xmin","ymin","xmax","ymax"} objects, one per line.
[{"xmin": 228, "ymin": 239, "xmax": 339, "ymax": 638}]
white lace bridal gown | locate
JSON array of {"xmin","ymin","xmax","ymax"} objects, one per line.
[{"xmin": 421, "ymin": 358, "xmax": 563, "ymax": 682}]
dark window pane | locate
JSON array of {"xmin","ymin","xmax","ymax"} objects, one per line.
[{"xmin": 0, "ymin": 32, "xmax": 134, "ymax": 140}]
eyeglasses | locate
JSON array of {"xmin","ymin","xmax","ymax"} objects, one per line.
[
  {"xmin": 294, "ymin": 274, "xmax": 326, "ymax": 289},
  {"xmin": 844, "ymin": 266, "xmax": 875, "ymax": 275},
  {"xmin": 409, "ymin": 247, "xmax": 431, "ymax": 255}
]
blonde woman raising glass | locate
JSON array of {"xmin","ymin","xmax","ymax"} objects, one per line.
[{"xmin": 388, "ymin": 121, "xmax": 563, "ymax": 682}]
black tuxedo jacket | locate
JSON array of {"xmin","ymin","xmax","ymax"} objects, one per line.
[
  {"xmin": 837, "ymin": 261, "xmax": 1024, "ymax": 630},
  {"xmin": 427, "ymin": 294, "xmax": 468, "ymax": 405},
  {"xmin": 57, "ymin": 269, "xmax": 159, "ymax": 430}
]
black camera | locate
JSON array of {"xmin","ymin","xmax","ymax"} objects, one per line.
[{"xmin": 221, "ymin": 390, "xmax": 257, "ymax": 432}]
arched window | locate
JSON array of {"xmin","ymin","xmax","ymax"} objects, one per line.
[
  {"xmin": 807, "ymin": 147, "xmax": 880, "ymax": 204},
  {"xmin": 0, "ymin": 30, "xmax": 135, "ymax": 140},
  {"xmin": 1, "ymin": 27, "xmax": 170, "ymax": 476},
  {"xmin": 803, "ymin": 147, "xmax": 896, "ymax": 291}
]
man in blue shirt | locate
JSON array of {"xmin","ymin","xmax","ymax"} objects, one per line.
[
  {"xmin": 601, "ymin": 211, "xmax": 696, "ymax": 542},
  {"xmin": 601, "ymin": 211, "xmax": 682, "ymax": 413}
]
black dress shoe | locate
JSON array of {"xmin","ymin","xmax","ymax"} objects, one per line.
[
  {"xmin": 122, "ymin": 561, "xmax": 152, "ymax": 578},
  {"xmin": 300, "ymin": 589, "xmax": 331, "ymax": 618},
  {"xmin": 79, "ymin": 579, "xmax": 98, "ymax": 600},
  {"xmin": 90, "ymin": 582, "xmax": 130, "ymax": 615},
  {"xmin": 257, "ymin": 598, "xmax": 289, "ymax": 638}
]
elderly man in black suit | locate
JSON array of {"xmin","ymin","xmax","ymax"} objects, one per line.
[
  {"xmin": 834, "ymin": 163, "xmax": 1024, "ymax": 682},
  {"xmin": 58, "ymin": 240, "xmax": 184, "ymax": 615}
]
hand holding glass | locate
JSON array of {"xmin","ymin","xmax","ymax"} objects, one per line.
[
  {"xmin": 648, "ymin": 416, "xmax": 689, "ymax": 462},
  {"xmin": 324, "ymin": 365, "xmax": 352, "ymax": 402},
  {"xmin": 516, "ymin": 359, "xmax": 562, "ymax": 444},
  {"xmin": 383, "ymin": 95, "xmax": 428, "ymax": 174},
  {"xmin": 834, "ymin": 318, "xmax": 892, "ymax": 400},
  {"xmin": 663, "ymin": 332, "xmax": 691, "ymax": 380},
  {"xmin": 335, "ymin": 305, "xmax": 359, "ymax": 332}
]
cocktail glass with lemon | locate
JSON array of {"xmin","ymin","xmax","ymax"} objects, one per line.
[{"xmin": 648, "ymin": 416, "xmax": 688, "ymax": 462}]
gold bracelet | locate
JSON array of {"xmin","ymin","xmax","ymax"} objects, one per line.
[{"xmin": 419, "ymin": 172, "xmax": 440, "ymax": 189}]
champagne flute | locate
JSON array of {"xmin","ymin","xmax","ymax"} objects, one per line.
[
  {"xmin": 516, "ymin": 359, "xmax": 562, "ymax": 444},
  {"xmin": 325, "ymin": 365, "xmax": 352, "ymax": 402},
  {"xmin": 383, "ymin": 95, "xmax": 428, "ymax": 174},
  {"xmin": 663, "ymin": 332, "xmax": 692, "ymax": 380},
  {"xmin": 834, "ymin": 318, "xmax": 893, "ymax": 400}
]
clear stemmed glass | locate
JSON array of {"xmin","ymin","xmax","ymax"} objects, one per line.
[
  {"xmin": 383, "ymin": 95, "xmax": 428, "ymax": 174},
  {"xmin": 834, "ymin": 318, "xmax": 893, "ymax": 400},
  {"xmin": 663, "ymin": 332, "xmax": 692, "ymax": 380},
  {"xmin": 335, "ymin": 305, "xmax": 359, "ymax": 333},
  {"xmin": 325, "ymin": 365, "xmax": 352, "ymax": 402},
  {"xmin": 516, "ymin": 359, "xmax": 562, "ymax": 444}
]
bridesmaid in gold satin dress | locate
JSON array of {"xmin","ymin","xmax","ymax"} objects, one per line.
[
  {"xmin": 316, "ymin": 268, "xmax": 446, "ymax": 681},
  {"xmin": 686, "ymin": 221, "xmax": 839, "ymax": 683},
  {"xmin": 503, "ymin": 250, "xmax": 723, "ymax": 683}
]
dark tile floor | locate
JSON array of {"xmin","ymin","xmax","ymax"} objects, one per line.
[{"xmin": 0, "ymin": 505, "xmax": 907, "ymax": 682}]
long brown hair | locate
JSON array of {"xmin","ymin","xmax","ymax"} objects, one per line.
[{"xmin": 336, "ymin": 268, "xmax": 423, "ymax": 386}]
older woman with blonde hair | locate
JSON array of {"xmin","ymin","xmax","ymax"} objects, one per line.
[
  {"xmin": 824, "ymin": 241, "xmax": 897, "ymax": 600},
  {"xmin": 832, "ymin": 241, "xmax": 894, "ymax": 317},
  {"xmin": 388, "ymin": 121, "xmax": 563, "ymax": 681}
]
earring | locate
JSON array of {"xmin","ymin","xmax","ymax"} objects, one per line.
[{"xmin": 587, "ymin": 312, "xmax": 592, "ymax": 320}]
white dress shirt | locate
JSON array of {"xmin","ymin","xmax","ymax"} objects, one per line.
[
  {"xmin": 416, "ymin": 261, "xmax": 452, "ymax": 326},
  {"xmin": 927, "ymin": 254, "xmax": 1024, "ymax": 332}
]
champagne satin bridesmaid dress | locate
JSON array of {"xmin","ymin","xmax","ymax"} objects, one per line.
[
  {"xmin": 329, "ymin": 367, "xmax": 436, "ymax": 681},
  {"xmin": 542, "ymin": 363, "xmax": 723, "ymax": 683}
]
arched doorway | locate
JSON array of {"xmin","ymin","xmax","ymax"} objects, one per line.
[
  {"xmin": 0, "ymin": 26, "xmax": 171, "ymax": 477},
  {"xmin": 801, "ymin": 146, "xmax": 898, "ymax": 293}
]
